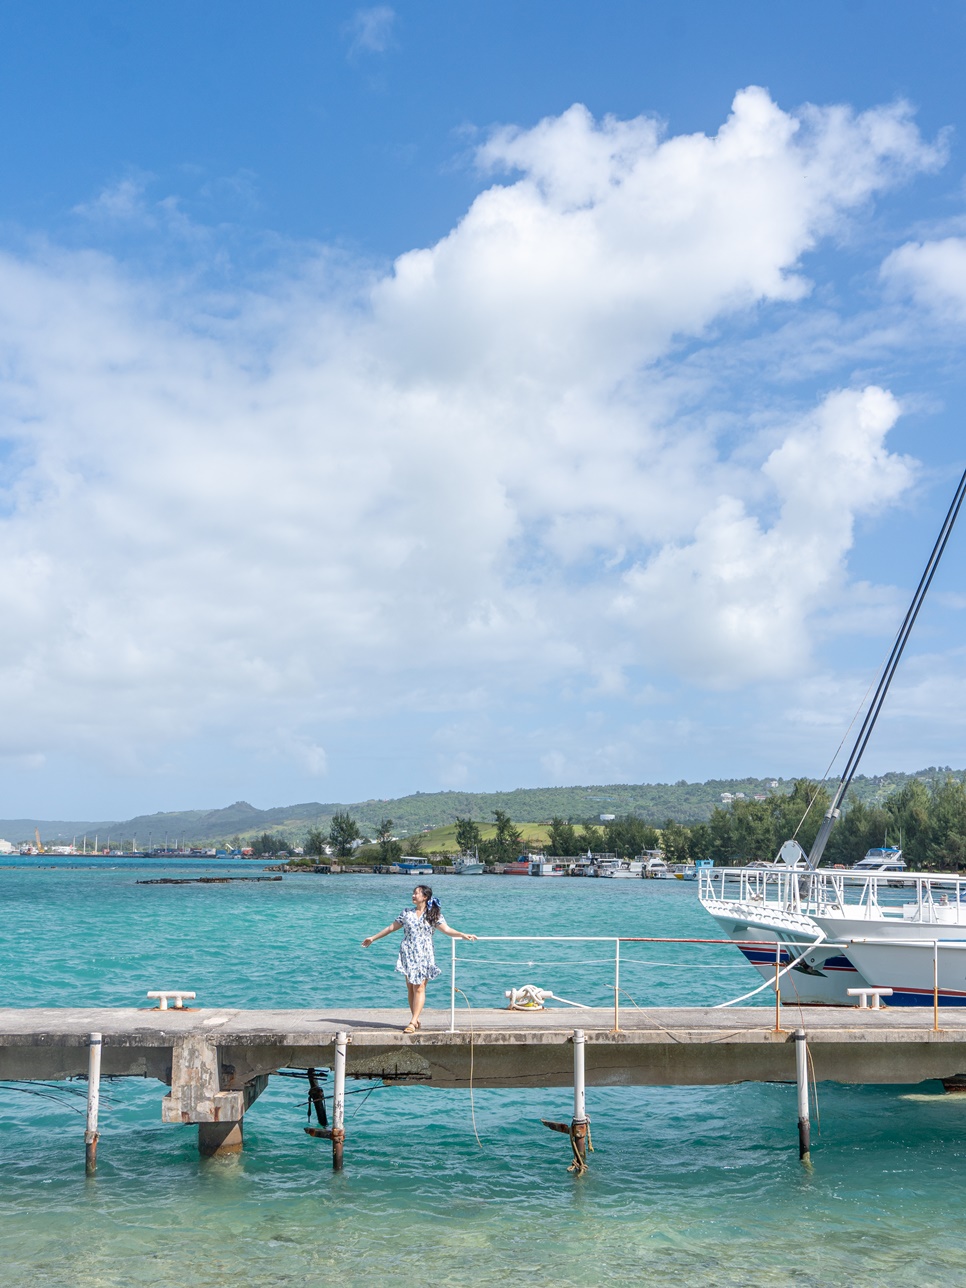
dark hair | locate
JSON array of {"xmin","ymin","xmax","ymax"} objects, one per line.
[{"xmin": 415, "ymin": 884, "xmax": 440, "ymax": 927}]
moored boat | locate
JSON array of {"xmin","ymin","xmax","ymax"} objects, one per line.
[
  {"xmin": 502, "ymin": 858, "xmax": 531, "ymax": 876},
  {"xmin": 392, "ymin": 860, "xmax": 434, "ymax": 876},
  {"xmin": 453, "ymin": 855, "xmax": 485, "ymax": 875}
]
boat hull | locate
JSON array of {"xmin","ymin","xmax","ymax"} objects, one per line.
[
  {"xmin": 812, "ymin": 913, "xmax": 966, "ymax": 1006},
  {"xmin": 704, "ymin": 900, "xmax": 869, "ymax": 1005}
]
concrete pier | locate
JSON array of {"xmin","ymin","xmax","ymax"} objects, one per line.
[
  {"xmin": 6, "ymin": 1005, "xmax": 966, "ymax": 1165},
  {"xmin": 4, "ymin": 1005, "xmax": 966, "ymax": 1093}
]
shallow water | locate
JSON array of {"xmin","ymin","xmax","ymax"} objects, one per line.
[{"xmin": 1, "ymin": 864, "xmax": 963, "ymax": 1286}]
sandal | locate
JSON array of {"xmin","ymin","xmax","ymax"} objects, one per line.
[{"xmin": 403, "ymin": 1022, "xmax": 417, "ymax": 1034}]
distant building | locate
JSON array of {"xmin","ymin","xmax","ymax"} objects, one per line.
[
  {"xmin": 599, "ymin": 814, "xmax": 615, "ymax": 821},
  {"xmin": 0, "ymin": 839, "xmax": 12, "ymax": 854},
  {"xmin": 720, "ymin": 793, "xmax": 733, "ymax": 803}
]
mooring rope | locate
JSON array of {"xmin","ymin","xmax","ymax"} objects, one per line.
[
  {"xmin": 568, "ymin": 1117, "xmax": 594, "ymax": 1175},
  {"xmin": 454, "ymin": 987, "xmax": 483, "ymax": 1149}
]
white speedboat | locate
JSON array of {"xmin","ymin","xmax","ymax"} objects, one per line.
[
  {"xmin": 852, "ymin": 846, "xmax": 906, "ymax": 874},
  {"xmin": 600, "ymin": 859, "xmax": 644, "ymax": 878},
  {"xmin": 644, "ymin": 855, "xmax": 672, "ymax": 879}
]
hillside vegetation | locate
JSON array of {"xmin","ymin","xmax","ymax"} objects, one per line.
[{"xmin": 3, "ymin": 767, "xmax": 963, "ymax": 850}]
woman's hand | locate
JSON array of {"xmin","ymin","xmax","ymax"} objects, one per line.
[
  {"xmin": 362, "ymin": 937, "xmax": 373, "ymax": 948},
  {"xmin": 463, "ymin": 933, "xmax": 477, "ymax": 941}
]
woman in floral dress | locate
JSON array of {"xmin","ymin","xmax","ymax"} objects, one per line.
[{"xmin": 362, "ymin": 885, "xmax": 477, "ymax": 1032}]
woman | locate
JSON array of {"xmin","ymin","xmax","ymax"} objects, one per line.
[{"xmin": 362, "ymin": 885, "xmax": 477, "ymax": 1032}]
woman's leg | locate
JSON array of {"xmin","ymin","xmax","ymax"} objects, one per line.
[
  {"xmin": 410, "ymin": 981, "xmax": 427, "ymax": 1025},
  {"xmin": 406, "ymin": 980, "xmax": 415, "ymax": 1015}
]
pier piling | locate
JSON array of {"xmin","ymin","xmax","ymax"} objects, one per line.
[
  {"xmin": 795, "ymin": 1028, "xmax": 811, "ymax": 1165},
  {"xmin": 84, "ymin": 1031, "xmax": 101, "ymax": 1176},
  {"xmin": 571, "ymin": 1028, "xmax": 590, "ymax": 1173},
  {"xmin": 307, "ymin": 1068, "xmax": 328, "ymax": 1127},
  {"xmin": 331, "ymin": 1032, "xmax": 347, "ymax": 1171}
]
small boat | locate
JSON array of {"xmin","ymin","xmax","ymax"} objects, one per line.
[
  {"xmin": 392, "ymin": 861, "xmax": 434, "ymax": 876},
  {"xmin": 852, "ymin": 846, "xmax": 906, "ymax": 874},
  {"xmin": 644, "ymin": 855, "xmax": 672, "ymax": 879},
  {"xmin": 600, "ymin": 860, "xmax": 645, "ymax": 878},
  {"xmin": 453, "ymin": 855, "xmax": 485, "ymax": 875},
  {"xmin": 529, "ymin": 858, "xmax": 566, "ymax": 877},
  {"xmin": 569, "ymin": 858, "xmax": 595, "ymax": 877},
  {"xmin": 502, "ymin": 858, "xmax": 531, "ymax": 876}
]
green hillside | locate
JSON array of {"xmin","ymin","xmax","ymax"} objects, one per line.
[{"xmin": 2, "ymin": 766, "xmax": 963, "ymax": 849}]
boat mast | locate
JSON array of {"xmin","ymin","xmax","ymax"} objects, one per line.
[{"xmin": 807, "ymin": 462, "xmax": 966, "ymax": 869}]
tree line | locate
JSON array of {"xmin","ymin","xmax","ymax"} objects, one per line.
[
  {"xmin": 246, "ymin": 775, "xmax": 966, "ymax": 870},
  {"xmin": 654, "ymin": 776, "xmax": 966, "ymax": 870}
]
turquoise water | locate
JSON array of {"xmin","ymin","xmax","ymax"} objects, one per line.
[{"xmin": 3, "ymin": 864, "xmax": 966, "ymax": 1287}]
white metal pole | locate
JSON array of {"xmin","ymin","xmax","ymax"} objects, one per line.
[
  {"xmin": 573, "ymin": 1029, "xmax": 586, "ymax": 1122},
  {"xmin": 332, "ymin": 1031, "xmax": 347, "ymax": 1170},
  {"xmin": 794, "ymin": 1028, "xmax": 810, "ymax": 1164},
  {"xmin": 85, "ymin": 1032, "xmax": 102, "ymax": 1175},
  {"xmin": 613, "ymin": 939, "xmax": 620, "ymax": 1031},
  {"xmin": 450, "ymin": 937, "xmax": 457, "ymax": 1033},
  {"xmin": 934, "ymin": 940, "xmax": 940, "ymax": 1032}
]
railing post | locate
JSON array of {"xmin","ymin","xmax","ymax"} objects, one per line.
[
  {"xmin": 613, "ymin": 939, "xmax": 621, "ymax": 1032},
  {"xmin": 85, "ymin": 1032, "xmax": 102, "ymax": 1176},
  {"xmin": 450, "ymin": 937, "xmax": 457, "ymax": 1033},
  {"xmin": 774, "ymin": 942, "xmax": 782, "ymax": 1032},
  {"xmin": 934, "ymin": 940, "xmax": 940, "ymax": 1032}
]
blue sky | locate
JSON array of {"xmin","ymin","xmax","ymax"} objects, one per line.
[{"xmin": 2, "ymin": 2, "xmax": 966, "ymax": 818}]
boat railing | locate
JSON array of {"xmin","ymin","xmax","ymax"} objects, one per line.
[{"xmin": 700, "ymin": 867, "xmax": 966, "ymax": 919}]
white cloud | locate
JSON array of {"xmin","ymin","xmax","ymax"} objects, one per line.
[
  {"xmin": 0, "ymin": 88, "xmax": 944, "ymax": 791},
  {"xmin": 882, "ymin": 235, "xmax": 966, "ymax": 321},
  {"xmin": 345, "ymin": 5, "xmax": 395, "ymax": 57},
  {"xmin": 614, "ymin": 387, "xmax": 913, "ymax": 686},
  {"xmin": 73, "ymin": 176, "xmax": 152, "ymax": 223}
]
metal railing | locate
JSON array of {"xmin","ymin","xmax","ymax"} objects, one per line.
[
  {"xmin": 448, "ymin": 932, "xmax": 966, "ymax": 1033},
  {"xmin": 447, "ymin": 934, "xmax": 822, "ymax": 1033}
]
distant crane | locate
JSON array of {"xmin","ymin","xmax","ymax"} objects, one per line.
[{"xmin": 34, "ymin": 828, "xmax": 44, "ymax": 855}]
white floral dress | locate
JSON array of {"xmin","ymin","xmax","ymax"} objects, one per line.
[{"xmin": 394, "ymin": 907, "xmax": 442, "ymax": 984}]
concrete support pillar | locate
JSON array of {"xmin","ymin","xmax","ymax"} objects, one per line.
[{"xmin": 198, "ymin": 1120, "xmax": 243, "ymax": 1157}]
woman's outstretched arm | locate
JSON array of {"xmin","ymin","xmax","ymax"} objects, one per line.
[
  {"xmin": 362, "ymin": 919, "xmax": 402, "ymax": 948},
  {"xmin": 436, "ymin": 917, "xmax": 477, "ymax": 942}
]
